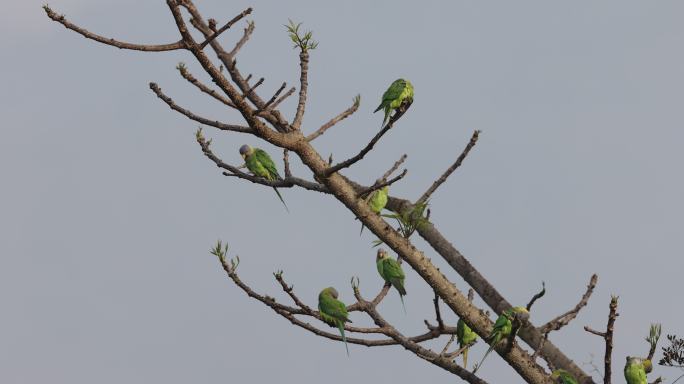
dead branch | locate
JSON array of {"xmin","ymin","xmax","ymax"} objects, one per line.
[
  {"xmin": 434, "ymin": 291, "xmax": 446, "ymax": 330},
  {"xmin": 198, "ymin": 8, "xmax": 253, "ymax": 48},
  {"xmin": 584, "ymin": 296, "xmax": 619, "ymax": 384},
  {"xmin": 540, "ymin": 275, "xmax": 598, "ymax": 333},
  {"xmin": 417, "ymin": 130, "xmax": 480, "ymax": 204},
  {"xmin": 43, "ymin": 5, "xmax": 184, "ymax": 52},
  {"xmin": 150, "ymin": 82, "xmax": 251, "ymax": 133},
  {"xmin": 324, "ymin": 106, "xmax": 409, "ymax": 176},
  {"xmin": 292, "ymin": 52, "xmax": 310, "ymax": 130},
  {"xmin": 177, "ymin": 63, "xmax": 236, "ymax": 108},
  {"xmin": 307, "ymin": 95, "xmax": 361, "ymax": 141},
  {"xmin": 359, "ymin": 170, "xmax": 408, "ymax": 198},
  {"xmin": 527, "ymin": 281, "xmax": 547, "ymax": 312}
]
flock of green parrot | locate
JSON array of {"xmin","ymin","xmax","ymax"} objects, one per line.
[{"xmin": 236, "ymin": 79, "xmax": 654, "ymax": 381}]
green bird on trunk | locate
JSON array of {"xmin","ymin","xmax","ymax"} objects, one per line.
[
  {"xmin": 239, "ymin": 144, "xmax": 289, "ymax": 212},
  {"xmin": 456, "ymin": 318, "xmax": 478, "ymax": 369},
  {"xmin": 376, "ymin": 248, "xmax": 406, "ymax": 313},
  {"xmin": 318, "ymin": 287, "xmax": 352, "ymax": 356},
  {"xmin": 374, "ymin": 78, "xmax": 414, "ymax": 127},
  {"xmin": 624, "ymin": 357, "xmax": 650, "ymax": 384},
  {"xmin": 472, "ymin": 306, "xmax": 529, "ymax": 374},
  {"xmin": 359, "ymin": 186, "xmax": 388, "ymax": 235},
  {"xmin": 551, "ymin": 369, "xmax": 578, "ymax": 384}
]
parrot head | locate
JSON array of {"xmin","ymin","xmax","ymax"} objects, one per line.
[
  {"xmin": 376, "ymin": 248, "xmax": 390, "ymax": 262},
  {"xmin": 239, "ymin": 144, "xmax": 253, "ymax": 160},
  {"xmin": 323, "ymin": 287, "xmax": 339, "ymax": 299},
  {"xmin": 512, "ymin": 306, "xmax": 529, "ymax": 314},
  {"xmin": 550, "ymin": 370, "xmax": 562, "ymax": 379}
]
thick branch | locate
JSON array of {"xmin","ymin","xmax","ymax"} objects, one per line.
[
  {"xmin": 417, "ymin": 130, "xmax": 480, "ymax": 204},
  {"xmin": 44, "ymin": 6, "xmax": 184, "ymax": 52},
  {"xmin": 307, "ymin": 95, "xmax": 360, "ymax": 141},
  {"xmin": 292, "ymin": 51, "xmax": 310, "ymax": 130}
]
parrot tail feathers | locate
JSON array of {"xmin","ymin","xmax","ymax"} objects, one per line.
[
  {"xmin": 400, "ymin": 294, "xmax": 407, "ymax": 315},
  {"xmin": 472, "ymin": 345, "xmax": 495, "ymax": 374},
  {"xmin": 338, "ymin": 323, "xmax": 350, "ymax": 357},
  {"xmin": 462, "ymin": 348, "xmax": 469, "ymax": 369},
  {"xmin": 272, "ymin": 187, "xmax": 289, "ymax": 213},
  {"xmin": 373, "ymin": 104, "xmax": 383, "ymax": 113}
]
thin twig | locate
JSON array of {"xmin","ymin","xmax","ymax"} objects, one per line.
[
  {"xmin": 381, "ymin": 154, "xmax": 408, "ymax": 181},
  {"xmin": 434, "ymin": 291, "xmax": 445, "ymax": 330},
  {"xmin": 359, "ymin": 170, "xmax": 408, "ymax": 198},
  {"xmin": 584, "ymin": 296, "xmax": 619, "ymax": 384},
  {"xmin": 245, "ymin": 77, "xmax": 264, "ymax": 96},
  {"xmin": 540, "ymin": 274, "xmax": 598, "ymax": 333},
  {"xmin": 324, "ymin": 114, "xmax": 403, "ymax": 176},
  {"xmin": 269, "ymin": 87, "xmax": 296, "ymax": 110},
  {"xmin": 526, "ymin": 282, "xmax": 546, "ymax": 312},
  {"xmin": 198, "ymin": 8, "xmax": 253, "ymax": 48},
  {"xmin": 150, "ymin": 83, "xmax": 251, "ymax": 133},
  {"xmin": 306, "ymin": 95, "xmax": 361, "ymax": 141},
  {"xmin": 228, "ymin": 20, "xmax": 255, "ymax": 57},
  {"xmin": 177, "ymin": 63, "xmax": 236, "ymax": 108},
  {"xmin": 417, "ymin": 130, "xmax": 480, "ymax": 204},
  {"xmin": 43, "ymin": 5, "xmax": 185, "ymax": 52},
  {"xmin": 258, "ymin": 82, "xmax": 287, "ymax": 112}
]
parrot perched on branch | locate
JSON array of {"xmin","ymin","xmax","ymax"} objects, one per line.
[
  {"xmin": 376, "ymin": 248, "xmax": 406, "ymax": 313},
  {"xmin": 456, "ymin": 318, "xmax": 478, "ymax": 369},
  {"xmin": 239, "ymin": 144, "xmax": 289, "ymax": 212},
  {"xmin": 359, "ymin": 185, "xmax": 389, "ymax": 235},
  {"xmin": 472, "ymin": 306, "xmax": 529, "ymax": 374},
  {"xmin": 374, "ymin": 78, "xmax": 414, "ymax": 127},
  {"xmin": 551, "ymin": 369, "xmax": 578, "ymax": 384},
  {"xmin": 318, "ymin": 287, "xmax": 352, "ymax": 356},
  {"xmin": 624, "ymin": 356, "xmax": 650, "ymax": 384}
]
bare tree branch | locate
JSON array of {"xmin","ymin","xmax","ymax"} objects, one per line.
[
  {"xmin": 527, "ymin": 281, "xmax": 547, "ymax": 312},
  {"xmin": 150, "ymin": 82, "xmax": 251, "ymax": 133},
  {"xmin": 307, "ymin": 95, "xmax": 361, "ymax": 141},
  {"xmin": 324, "ymin": 107, "xmax": 409, "ymax": 176},
  {"xmin": 292, "ymin": 52, "xmax": 310, "ymax": 130},
  {"xmin": 584, "ymin": 296, "xmax": 619, "ymax": 384},
  {"xmin": 43, "ymin": 5, "xmax": 185, "ymax": 52},
  {"xmin": 417, "ymin": 130, "xmax": 480, "ymax": 204},
  {"xmin": 228, "ymin": 20, "xmax": 255, "ymax": 58},
  {"xmin": 359, "ymin": 170, "xmax": 408, "ymax": 198},
  {"xmin": 177, "ymin": 63, "xmax": 236, "ymax": 108},
  {"xmin": 198, "ymin": 8, "xmax": 253, "ymax": 48},
  {"xmin": 540, "ymin": 275, "xmax": 598, "ymax": 333}
]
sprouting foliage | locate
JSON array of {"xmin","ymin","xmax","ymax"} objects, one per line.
[
  {"xmin": 383, "ymin": 201, "xmax": 430, "ymax": 239},
  {"xmin": 285, "ymin": 19, "xmax": 318, "ymax": 51}
]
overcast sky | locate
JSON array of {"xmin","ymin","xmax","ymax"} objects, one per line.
[{"xmin": 2, "ymin": 1, "xmax": 683, "ymax": 383}]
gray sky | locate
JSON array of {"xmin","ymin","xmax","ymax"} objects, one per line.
[{"xmin": 2, "ymin": 1, "xmax": 683, "ymax": 383}]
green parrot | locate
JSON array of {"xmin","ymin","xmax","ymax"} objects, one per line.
[
  {"xmin": 376, "ymin": 248, "xmax": 406, "ymax": 313},
  {"xmin": 551, "ymin": 369, "xmax": 579, "ymax": 384},
  {"xmin": 318, "ymin": 287, "xmax": 352, "ymax": 356},
  {"xmin": 359, "ymin": 186, "xmax": 389, "ymax": 235},
  {"xmin": 456, "ymin": 318, "xmax": 478, "ymax": 369},
  {"xmin": 472, "ymin": 306, "xmax": 529, "ymax": 374},
  {"xmin": 374, "ymin": 78, "xmax": 414, "ymax": 126},
  {"xmin": 624, "ymin": 356, "xmax": 650, "ymax": 384},
  {"xmin": 239, "ymin": 144, "xmax": 288, "ymax": 212}
]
